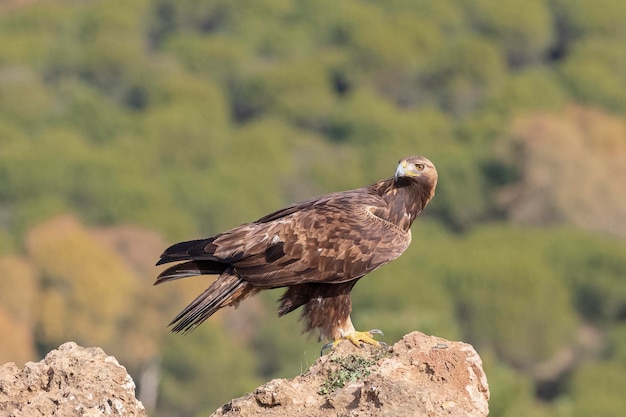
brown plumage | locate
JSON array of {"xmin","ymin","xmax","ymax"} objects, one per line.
[{"xmin": 155, "ymin": 156, "xmax": 437, "ymax": 344}]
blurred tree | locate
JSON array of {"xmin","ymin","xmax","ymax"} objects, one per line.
[
  {"xmin": 93, "ymin": 224, "xmax": 176, "ymax": 411},
  {"xmin": 53, "ymin": 79, "xmax": 132, "ymax": 144},
  {"xmin": 42, "ymin": 0, "xmax": 154, "ymax": 109},
  {"xmin": 0, "ymin": 67, "xmax": 55, "ymax": 129},
  {"xmin": 445, "ymin": 226, "xmax": 578, "ymax": 370},
  {"xmin": 0, "ymin": 256, "xmax": 38, "ymax": 328},
  {"xmin": 139, "ymin": 76, "xmax": 229, "ymax": 168},
  {"xmin": 498, "ymin": 105, "xmax": 626, "ymax": 236},
  {"xmin": 228, "ymin": 58, "xmax": 336, "ymax": 126},
  {"xmin": 548, "ymin": 230, "xmax": 626, "ymax": 323},
  {"xmin": 162, "ymin": 33, "xmax": 250, "ymax": 83},
  {"xmin": 25, "ymin": 215, "xmax": 138, "ymax": 350},
  {"xmin": 463, "ymin": 0, "xmax": 554, "ymax": 67},
  {"xmin": 158, "ymin": 323, "xmax": 260, "ymax": 417},
  {"xmin": 481, "ymin": 352, "xmax": 539, "ymax": 417},
  {"xmin": 569, "ymin": 360, "xmax": 626, "ymax": 417},
  {"xmin": 606, "ymin": 324, "xmax": 626, "ymax": 364},
  {"xmin": 0, "ymin": 310, "xmax": 36, "ymax": 367},
  {"xmin": 549, "ymin": 0, "xmax": 626, "ymax": 64},
  {"xmin": 149, "ymin": 0, "xmax": 233, "ymax": 46},
  {"xmin": 551, "ymin": 0, "xmax": 626, "ymax": 40},
  {"xmin": 488, "ymin": 69, "xmax": 567, "ymax": 115},
  {"xmin": 0, "ymin": 2, "xmax": 71, "ymax": 67},
  {"xmin": 326, "ymin": 1, "xmax": 423, "ymax": 77},
  {"xmin": 560, "ymin": 39, "xmax": 626, "ymax": 112},
  {"xmin": 420, "ymin": 36, "xmax": 506, "ymax": 115},
  {"xmin": 425, "ymin": 143, "xmax": 493, "ymax": 230},
  {"xmin": 0, "ymin": 256, "xmax": 38, "ymax": 364},
  {"xmin": 249, "ymin": 290, "xmax": 321, "ymax": 379}
]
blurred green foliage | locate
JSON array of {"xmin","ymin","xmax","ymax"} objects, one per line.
[
  {"xmin": 0, "ymin": 0, "xmax": 625, "ymax": 416},
  {"xmin": 159, "ymin": 324, "xmax": 260, "ymax": 417},
  {"xmin": 569, "ymin": 360, "xmax": 626, "ymax": 417}
]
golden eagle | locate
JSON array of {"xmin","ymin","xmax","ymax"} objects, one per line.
[{"xmin": 155, "ymin": 156, "xmax": 437, "ymax": 348}]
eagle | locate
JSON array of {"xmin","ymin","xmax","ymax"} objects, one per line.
[{"xmin": 155, "ymin": 156, "xmax": 437, "ymax": 348}]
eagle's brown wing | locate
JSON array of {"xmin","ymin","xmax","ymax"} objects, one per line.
[{"xmin": 184, "ymin": 188, "xmax": 410, "ymax": 288}]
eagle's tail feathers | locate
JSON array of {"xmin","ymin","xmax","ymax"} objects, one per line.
[
  {"xmin": 169, "ymin": 269, "xmax": 257, "ymax": 333},
  {"xmin": 156, "ymin": 237, "xmax": 217, "ymax": 266},
  {"xmin": 154, "ymin": 260, "xmax": 228, "ymax": 285}
]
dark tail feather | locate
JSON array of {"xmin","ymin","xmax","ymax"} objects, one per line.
[
  {"xmin": 169, "ymin": 268, "xmax": 257, "ymax": 333},
  {"xmin": 154, "ymin": 260, "xmax": 229, "ymax": 285},
  {"xmin": 156, "ymin": 237, "xmax": 217, "ymax": 266}
]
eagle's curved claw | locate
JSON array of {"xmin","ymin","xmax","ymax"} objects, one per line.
[{"xmin": 320, "ymin": 340, "xmax": 336, "ymax": 356}]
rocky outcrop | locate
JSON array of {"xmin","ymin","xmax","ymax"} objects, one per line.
[
  {"xmin": 213, "ymin": 331, "xmax": 489, "ymax": 417},
  {"xmin": 0, "ymin": 342, "xmax": 146, "ymax": 417},
  {"xmin": 0, "ymin": 332, "xmax": 489, "ymax": 417}
]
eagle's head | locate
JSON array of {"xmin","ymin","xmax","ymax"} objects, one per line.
[{"xmin": 394, "ymin": 155, "xmax": 438, "ymax": 189}]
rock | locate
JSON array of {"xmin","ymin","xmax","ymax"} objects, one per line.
[
  {"xmin": 0, "ymin": 332, "xmax": 489, "ymax": 417},
  {"xmin": 0, "ymin": 342, "xmax": 146, "ymax": 417},
  {"xmin": 212, "ymin": 331, "xmax": 490, "ymax": 417}
]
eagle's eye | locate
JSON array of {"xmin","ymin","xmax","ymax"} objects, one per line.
[{"xmin": 415, "ymin": 163, "xmax": 425, "ymax": 171}]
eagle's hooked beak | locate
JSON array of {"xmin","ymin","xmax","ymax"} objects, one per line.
[{"xmin": 395, "ymin": 160, "xmax": 410, "ymax": 180}]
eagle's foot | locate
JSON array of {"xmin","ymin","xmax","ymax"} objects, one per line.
[
  {"xmin": 345, "ymin": 329, "xmax": 383, "ymax": 347},
  {"xmin": 320, "ymin": 329, "xmax": 384, "ymax": 355}
]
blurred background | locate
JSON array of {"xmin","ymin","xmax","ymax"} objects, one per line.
[{"xmin": 0, "ymin": 0, "xmax": 625, "ymax": 416}]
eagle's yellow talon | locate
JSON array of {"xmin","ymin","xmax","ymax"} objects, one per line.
[
  {"xmin": 321, "ymin": 329, "xmax": 384, "ymax": 355},
  {"xmin": 345, "ymin": 330, "xmax": 383, "ymax": 347}
]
